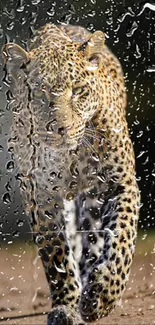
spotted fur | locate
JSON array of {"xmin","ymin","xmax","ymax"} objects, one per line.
[{"xmin": 2, "ymin": 24, "xmax": 140, "ymax": 324}]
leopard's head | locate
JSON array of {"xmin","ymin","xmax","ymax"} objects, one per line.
[{"xmin": 2, "ymin": 25, "xmax": 105, "ymax": 151}]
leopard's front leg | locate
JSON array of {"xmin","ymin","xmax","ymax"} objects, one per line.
[
  {"xmin": 79, "ymin": 178, "xmax": 140, "ymax": 322},
  {"xmin": 29, "ymin": 190, "xmax": 85, "ymax": 325}
]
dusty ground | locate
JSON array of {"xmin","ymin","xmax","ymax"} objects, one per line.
[{"xmin": 0, "ymin": 234, "xmax": 154, "ymax": 325}]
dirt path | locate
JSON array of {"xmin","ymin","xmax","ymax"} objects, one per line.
[{"xmin": 0, "ymin": 235, "xmax": 154, "ymax": 324}]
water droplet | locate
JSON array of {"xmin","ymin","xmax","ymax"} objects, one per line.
[
  {"xmin": 91, "ymin": 152, "xmax": 100, "ymax": 162},
  {"xmin": 47, "ymin": 7, "xmax": 55, "ymax": 17},
  {"xmin": 46, "ymin": 120, "xmax": 57, "ymax": 133},
  {"xmin": 16, "ymin": 0, "xmax": 25, "ymax": 12},
  {"xmin": 118, "ymin": 7, "xmax": 135, "ymax": 22},
  {"xmin": 2, "ymin": 192, "xmax": 11, "ymax": 204},
  {"xmin": 52, "ymin": 186, "xmax": 60, "ymax": 192},
  {"xmin": 146, "ymin": 66, "xmax": 155, "ymax": 73},
  {"xmin": 8, "ymin": 146, "xmax": 14, "ymax": 153},
  {"xmin": 126, "ymin": 21, "xmax": 138, "ymax": 37},
  {"xmin": 12, "ymin": 231, "xmax": 20, "ymax": 238},
  {"xmin": 53, "ymin": 261, "xmax": 66, "ymax": 274},
  {"xmin": 44, "ymin": 210, "xmax": 54, "ymax": 219},
  {"xmin": 138, "ymin": 2, "xmax": 155, "ymax": 16},
  {"xmin": 0, "ymin": 110, "xmax": 4, "ymax": 118},
  {"xmin": 6, "ymin": 160, "xmax": 14, "ymax": 172},
  {"xmin": 66, "ymin": 192, "xmax": 74, "ymax": 201},
  {"xmin": 70, "ymin": 161, "xmax": 79, "ymax": 177},
  {"xmin": 137, "ymin": 130, "xmax": 143, "ymax": 138},
  {"xmin": 137, "ymin": 151, "xmax": 145, "ymax": 159},
  {"xmin": 133, "ymin": 118, "xmax": 140, "ymax": 126},
  {"xmin": 104, "ymin": 227, "xmax": 118, "ymax": 237},
  {"xmin": 2, "ymin": 70, "xmax": 11, "ymax": 87},
  {"xmin": 10, "ymin": 287, "xmax": 18, "ymax": 291},
  {"xmin": 0, "ymin": 28, "xmax": 3, "ymax": 38},
  {"xmin": 142, "ymin": 233, "xmax": 147, "ymax": 240},
  {"xmin": 6, "ymin": 90, "xmax": 14, "ymax": 101},
  {"xmin": 49, "ymin": 172, "xmax": 57, "ymax": 179},
  {"xmin": 32, "ymin": 0, "xmax": 41, "ymax": 4},
  {"xmin": 69, "ymin": 181, "xmax": 77, "ymax": 190},
  {"xmin": 20, "ymin": 16, "xmax": 27, "ymax": 25},
  {"xmin": 17, "ymin": 220, "xmax": 24, "ymax": 227},
  {"xmin": 0, "ymin": 145, "xmax": 4, "ymax": 152},
  {"xmin": 30, "ymin": 11, "xmax": 38, "ymax": 25},
  {"xmin": 58, "ymin": 13, "xmax": 72, "ymax": 25},
  {"xmin": 5, "ymin": 182, "xmax": 12, "ymax": 191},
  {"xmin": 97, "ymin": 175, "xmax": 106, "ymax": 183},
  {"xmin": 88, "ymin": 10, "xmax": 96, "ymax": 17},
  {"xmin": 87, "ymin": 23, "xmax": 94, "ymax": 31},
  {"xmin": 7, "ymin": 21, "xmax": 14, "ymax": 31},
  {"xmin": 134, "ymin": 44, "xmax": 141, "ymax": 59},
  {"xmin": 7, "ymin": 241, "xmax": 13, "ymax": 245},
  {"xmin": 112, "ymin": 126, "xmax": 123, "ymax": 133},
  {"xmin": 35, "ymin": 235, "xmax": 45, "ymax": 245},
  {"xmin": 3, "ymin": 7, "xmax": 15, "ymax": 19}
]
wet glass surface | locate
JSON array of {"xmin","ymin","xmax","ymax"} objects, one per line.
[{"xmin": 0, "ymin": 0, "xmax": 154, "ymax": 324}]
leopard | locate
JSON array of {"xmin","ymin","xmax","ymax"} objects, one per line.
[{"xmin": 2, "ymin": 24, "xmax": 140, "ymax": 325}]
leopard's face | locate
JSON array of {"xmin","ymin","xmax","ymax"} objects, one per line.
[
  {"xmin": 27, "ymin": 47, "xmax": 102, "ymax": 150},
  {"xmin": 2, "ymin": 26, "xmax": 105, "ymax": 151}
]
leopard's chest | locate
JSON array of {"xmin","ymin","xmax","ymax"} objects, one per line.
[
  {"xmin": 16, "ymin": 143, "xmax": 104, "ymax": 209},
  {"xmin": 32, "ymin": 144, "xmax": 103, "ymax": 198}
]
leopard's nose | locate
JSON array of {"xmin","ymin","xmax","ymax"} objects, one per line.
[
  {"xmin": 58, "ymin": 127, "xmax": 66, "ymax": 136},
  {"xmin": 58, "ymin": 125, "xmax": 73, "ymax": 136}
]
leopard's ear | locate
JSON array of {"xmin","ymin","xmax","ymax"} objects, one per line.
[
  {"xmin": 79, "ymin": 31, "xmax": 105, "ymax": 69},
  {"xmin": 2, "ymin": 43, "xmax": 30, "ymax": 67},
  {"xmin": 84, "ymin": 31, "xmax": 105, "ymax": 58}
]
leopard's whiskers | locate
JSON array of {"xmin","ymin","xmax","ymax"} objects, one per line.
[
  {"xmin": 82, "ymin": 135, "xmax": 101, "ymax": 162},
  {"xmin": 86, "ymin": 126, "xmax": 104, "ymax": 138},
  {"xmin": 84, "ymin": 131, "xmax": 100, "ymax": 141},
  {"xmin": 82, "ymin": 136, "xmax": 96, "ymax": 155}
]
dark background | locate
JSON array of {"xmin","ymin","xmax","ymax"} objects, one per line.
[{"xmin": 0, "ymin": 0, "xmax": 155, "ymax": 242}]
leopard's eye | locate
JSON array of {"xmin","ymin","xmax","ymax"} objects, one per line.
[{"xmin": 72, "ymin": 86, "xmax": 86, "ymax": 96}]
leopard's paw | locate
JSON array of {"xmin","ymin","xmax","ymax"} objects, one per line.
[
  {"xmin": 47, "ymin": 306, "xmax": 85, "ymax": 325},
  {"xmin": 47, "ymin": 307, "xmax": 72, "ymax": 325}
]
